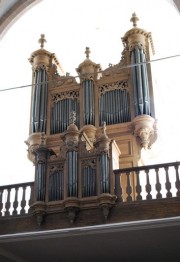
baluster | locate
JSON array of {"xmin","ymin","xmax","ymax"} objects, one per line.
[
  {"xmin": 145, "ymin": 169, "xmax": 152, "ymax": 200},
  {"xmin": 155, "ymin": 168, "xmax": 162, "ymax": 199},
  {"xmin": 115, "ymin": 173, "xmax": 122, "ymax": 202},
  {"xmin": 136, "ymin": 171, "xmax": 142, "ymax": 200},
  {"xmin": 0, "ymin": 189, "xmax": 4, "ymax": 216},
  {"xmin": 5, "ymin": 188, "xmax": 11, "ymax": 216},
  {"xmin": 20, "ymin": 186, "xmax": 26, "ymax": 215},
  {"xmin": 126, "ymin": 172, "xmax": 132, "ymax": 202},
  {"xmin": 28, "ymin": 184, "xmax": 34, "ymax": 213},
  {"xmin": 12, "ymin": 187, "xmax": 19, "ymax": 215},
  {"xmin": 165, "ymin": 167, "xmax": 172, "ymax": 198},
  {"xmin": 174, "ymin": 164, "xmax": 180, "ymax": 197}
]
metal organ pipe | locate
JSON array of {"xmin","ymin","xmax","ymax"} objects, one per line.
[
  {"xmin": 32, "ymin": 68, "xmax": 48, "ymax": 133},
  {"xmin": 36, "ymin": 161, "xmax": 46, "ymax": 201},
  {"xmin": 82, "ymin": 80, "xmax": 95, "ymax": 125},
  {"xmin": 49, "ymin": 171, "xmax": 64, "ymax": 201},
  {"xmin": 131, "ymin": 47, "xmax": 150, "ymax": 116},
  {"xmin": 67, "ymin": 151, "xmax": 78, "ymax": 197},
  {"xmin": 100, "ymin": 154, "xmax": 110, "ymax": 193},
  {"xmin": 82, "ymin": 166, "xmax": 96, "ymax": 197},
  {"xmin": 99, "ymin": 89, "xmax": 130, "ymax": 126},
  {"xmin": 50, "ymin": 99, "xmax": 80, "ymax": 134}
]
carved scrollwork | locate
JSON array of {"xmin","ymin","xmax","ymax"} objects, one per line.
[
  {"xmin": 66, "ymin": 139, "xmax": 78, "ymax": 152},
  {"xmin": 49, "ymin": 163, "xmax": 64, "ymax": 174},
  {"xmin": 79, "ymin": 141, "xmax": 96, "ymax": 156},
  {"xmin": 51, "ymin": 90, "xmax": 79, "ymax": 104},
  {"xmin": 81, "ymin": 158, "xmax": 96, "ymax": 169},
  {"xmin": 98, "ymin": 80, "xmax": 128, "ymax": 95},
  {"xmin": 129, "ymin": 42, "xmax": 146, "ymax": 53}
]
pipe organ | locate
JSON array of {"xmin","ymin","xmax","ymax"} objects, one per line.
[{"xmin": 26, "ymin": 14, "xmax": 157, "ymax": 225}]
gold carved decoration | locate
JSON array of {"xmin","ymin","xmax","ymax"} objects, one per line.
[
  {"xmin": 51, "ymin": 90, "xmax": 79, "ymax": 104},
  {"xmin": 98, "ymin": 80, "xmax": 128, "ymax": 95},
  {"xmin": 81, "ymin": 158, "xmax": 96, "ymax": 169},
  {"xmin": 49, "ymin": 163, "xmax": 64, "ymax": 174},
  {"xmin": 132, "ymin": 115, "xmax": 157, "ymax": 150}
]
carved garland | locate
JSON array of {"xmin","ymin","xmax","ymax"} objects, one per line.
[
  {"xmin": 98, "ymin": 80, "xmax": 128, "ymax": 95},
  {"xmin": 51, "ymin": 90, "xmax": 79, "ymax": 104}
]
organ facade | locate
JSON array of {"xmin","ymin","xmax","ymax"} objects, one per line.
[{"xmin": 26, "ymin": 13, "xmax": 157, "ymax": 225}]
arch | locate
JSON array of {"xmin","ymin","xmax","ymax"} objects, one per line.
[{"xmin": 0, "ymin": 0, "xmax": 42, "ymax": 39}]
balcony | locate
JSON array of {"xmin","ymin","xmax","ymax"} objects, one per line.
[
  {"xmin": 0, "ymin": 161, "xmax": 180, "ymax": 261},
  {"xmin": 0, "ymin": 161, "xmax": 180, "ymax": 232}
]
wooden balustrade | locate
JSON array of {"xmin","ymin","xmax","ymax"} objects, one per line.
[
  {"xmin": 0, "ymin": 182, "xmax": 34, "ymax": 217},
  {"xmin": 114, "ymin": 161, "xmax": 180, "ymax": 202},
  {"xmin": 1, "ymin": 161, "xmax": 180, "ymax": 217}
]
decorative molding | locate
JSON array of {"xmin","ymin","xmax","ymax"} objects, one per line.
[
  {"xmin": 81, "ymin": 158, "xmax": 96, "ymax": 168},
  {"xmin": 95, "ymin": 122, "xmax": 111, "ymax": 154},
  {"xmin": 64, "ymin": 198, "xmax": 80, "ymax": 224},
  {"xmin": 129, "ymin": 42, "xmax": 145, "ymax": 52},
  {"xmin": 30, "ymin": 201, "xmax": 46, "ymax": 226},
  {"xmin": 79, "ymin": 141, "xmax": 96, "ymax": 156},
  {"xmin": 25, "ymin": 132, "xmax": 47, "ymax": 163},
  {"xmin": 51, "ymin": 90, "xmax": 79, "ymax": 104},
  {"xmin": 98, "ymin": 193, "xmax": 116, "ymax": 221},
  {"xmin": 132, "ymin": 115, "xmax": 157, "ymax": 149},
  {"xmin": 61, "ymin": 124, "xmax": 80, "ymax": 152},
  {"xmin": 51, "ymin": 75, "xmax": 77, "ymax": 88},
  {"xmin": 98, "ymin": 80, "xmax": 128, "ymax": 95},
  {"xmin": 49, "ymin": 163, "xmax": 64, "ymax": 174}
]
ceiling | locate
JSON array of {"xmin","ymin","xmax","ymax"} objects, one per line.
[{"xmin": 0, "ymin": 216, "xmax": 180, "ymax": 262}]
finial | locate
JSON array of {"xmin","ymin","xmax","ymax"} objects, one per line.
[
  {"xmin": 130, "ymin": 13, "xmax": 139, "ymax": 27},
  {"xmin": 85, "ymin": 47, "xmax": 90, "ymax": 59},
  {"xmin": 38, "ymin": 34, "xmax": 46, "ymax": 49},
  {"xmin": 69, "ymin": 111, "xmax": 76, "ymax": 125}
]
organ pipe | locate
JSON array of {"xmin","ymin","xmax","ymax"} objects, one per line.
[
  {"xmin": 100, "ymin": 153, "xmax": 110, "ymax": 193},
  {"xmin": 67, "ymin": 151, "xmax": 78, "ymax": 197},
  {"xmin": 32, "ymin": 68, "xmax": 48, "ymax": 133},
  {"xmin": 82, "ymin": 166, "xmax": 96, "ymax": 197},
  {"xmin": 99, "ymin": 89, "xmax": 130, "ymax": 125},
  {"xmin": 82, "ymin": 79, "xmax": 95, "ymax": 125},
  {"xmin": 35, "ymin": 161, "xmax": 46, "ymax": 201},
  {"xmin": 130, "ymin": 46, "xmax": 150, "ymax": 116},
  {"xmin": 51, "ymin": 99, "xmax": 80, "ymax": 134},
  {"xmin": 49, "ymin": 170, "xmax": 64, "ymax": 201}
]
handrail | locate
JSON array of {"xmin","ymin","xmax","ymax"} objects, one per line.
[
  {"xmin": 114, "ymin": 161, "xmax": 180, "ymax": 174},
  {"xmin": 0, "ymin": 181, "xmax": 34, "ymax": 190}
]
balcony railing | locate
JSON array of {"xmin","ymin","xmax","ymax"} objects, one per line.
[
  {"xmin": 0, "ymin": 182, "xmax": 34, "ymax": 217},
  {"xmin": 0, "ymin": 161, "xmax": 180, "ymax": 217},
  {"xmin": 114, "ymin": 161, "xmax": 180, "ymax": 202}
]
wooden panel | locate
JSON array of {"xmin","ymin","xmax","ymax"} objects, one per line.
[
  {"xmin": 120, "ymin": 161, "xmax": 133, "ymax": 169},
  {"xmin": 117, "ymin": 139, "xmax": 132, "ymax": 157}
]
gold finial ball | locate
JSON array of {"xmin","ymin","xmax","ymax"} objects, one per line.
[
  {"xmin": 38, "ymin": 34, "xmax": 47, "ymax": 49},
  {"xmin": 130, "ymin": 13, "xmax": 139, "ymax": 27}
]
